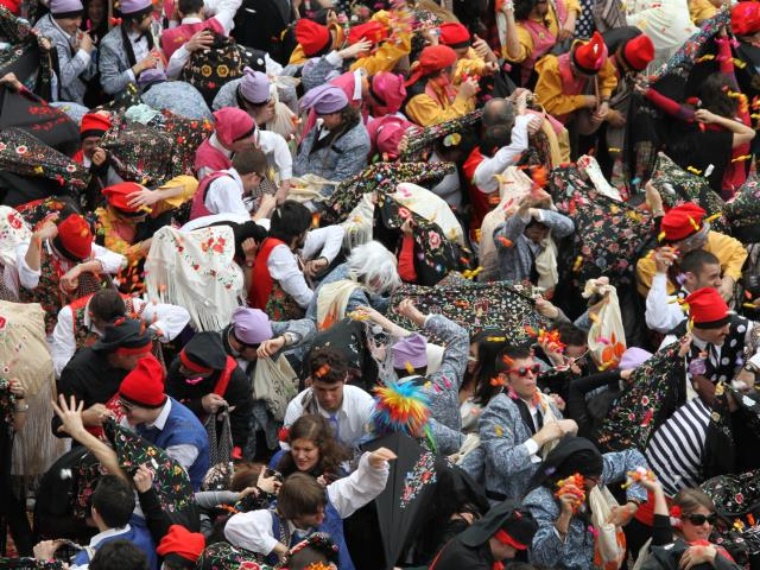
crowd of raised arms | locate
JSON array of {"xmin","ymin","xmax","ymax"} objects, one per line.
[{"xmin": 0, "ymin": 0, "xmax": 760, "ymax": 568}]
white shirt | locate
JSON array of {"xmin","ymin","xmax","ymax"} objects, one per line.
[
  {"xmin": 125, "ymin": 31, "xmax": 152, "ymax": 84},
  {"xmin": 282, "ymin": 384, "xmax": 375, "ymax": 450},
  {"xmin": 224, "ymin": 451, "xmax": 389, "ymax": 554},
  {"xmin": 645, "ymin": 272, "xmax": 688, "ymax": 334},
  {"xmin": 205, "ymin": 168, "xmax": 250, "ymax": 217},
  {"xmin": 69, "ymin": 524, "xmax": 132, "ymax": 569},
  {"xmin": 51, "ymin": 296, "xmax": 191, "ymax": 378},
  {"xmin": 473, "ymin": 114, "xmax": 531, "ymax": 194},
  {"xmin": 14, "ymin": 240, "xmax": 126, "ymax": 292},
  {"xmin": 199, "ymin": 132, "xmax": 293, "ymax": 183},
  {"xmin": 267, "ymin": 226, "xmax": 346, "ymax": 308}
]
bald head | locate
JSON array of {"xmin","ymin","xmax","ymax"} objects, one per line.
[{"xmin": 483, "ymin": 98, "xmax": 516, "ymax": 129}]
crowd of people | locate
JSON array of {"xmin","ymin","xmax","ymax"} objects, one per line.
[{"xmin": 1, "ymin": 0, "xmax": 760, "ymax": 568}]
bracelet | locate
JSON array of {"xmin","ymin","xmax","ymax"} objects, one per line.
[{"xmin": 14, "ymin": 404, "xmax": 30, "ymax": 412}]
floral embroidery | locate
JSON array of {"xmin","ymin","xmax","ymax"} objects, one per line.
[{"xmin": 399, "ymin": 451, "xmax": 437, "ymax": 509}]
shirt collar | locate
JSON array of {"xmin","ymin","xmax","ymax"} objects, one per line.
[
  {"xmin": 352, "ymin": 70, "xmax": 364, "ymax": 101},
  {"xmin": 147, "ymin": 398, "xmax": 172, "ymax": 430},
  {"xmin": 181, "ymin": 16, "xmax": 203, "ymax": 24},
  {"xmin": 210, "ymin": 133, "xmax": 233, "ymax": 158},
  {"xmin": 89, "ymin": 524, "xmax": 131, "ymax": 549}
]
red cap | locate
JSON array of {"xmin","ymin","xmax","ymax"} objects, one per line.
[
  {"xmin": 348, "ymin": 21, "xmax": 388, "ymax": 45},
  {"xmin": 80, "ymin": 112, "xmax": 112, "ymax": 140},
  {"xmin": 732, "ymin": 1, "xmax": 760, "ymax": 36},
  {"xmin": 661, "ymin": 203, "xmax": 706, "ymax": 242},
  {"xmin": 572, "ymin": 31, "xmax": 607, "ymax": 74},
  {"xmin": 296, "ymin": 18, "xmax": 332, "ymax": 57},
  {"xmin": 119, "ymin": 355, "xmax": 167, "ymax": 408},
  {"xmin": 57, "ymin": 214, "xmax": 93, "ymax": 261},
  {"xmin": 156, "ymin": 525, "xmax": 206, "ymax": 562},
  {"xmin": 494, "ymin": 528, "xmax": 529, "ymax": 550},
  {"xmin": 213, "ymin": 107, "xmax": 256, "ymax": 148},
  {"xmin": 621, "ymin": 34, "xmax": 654, "ymax": 72},
  {"xmin": 439, "ymin": 22, "xmax": 471, "ymax": 48},
  {"xmin": 102, "ymin": 182, "xmax": 150, "ymax": 214},
  {"xmin": 0, "ymin": 0, "xmax": 21, "ymax": 15},
  {"xmin": 684, "ymin": 288, "xmax": 730, "ymax": 329}
]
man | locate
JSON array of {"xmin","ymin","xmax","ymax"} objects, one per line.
[
  {"xmin": 119, "ymin": 355, "xmax": 210, "ymax": 490},
  {"xmin": 437, "ymin": 22, "xmax": 500, "ymax": 84},
  {"xmin": 645, "ymin": 250, "xmax": 722, "ymax": 334},
  {"xmin": 51, "ymin": 288, "xmax": 190, "ymax": 378},
  {"xmin": 493, "ymin": 192, "xmax": 575, "ymax": 285},
  {"xmin": 194, "ymin": 107, "xmax": 257, "ymax": 179},
  {"xmin": 189, "ymin": 148, "xmax": 276, "ymax": 221},
  {"xmin": 54, "ymin": 318, "xmax": 153, "ymax": 437},
  {"xmin": 32, "ymin": 476, "xmax": 157, "ymax": 569},
  {"xmin": 648, "ymin": 288, "xmax": 760, "ymax": 495},
  {"xmin": 479, "ymin": 345, "xmax": 578, "ymax": 502},
  {"xmin": 282, "ymin": 347, "xmax": 375, "ymax": 450},
  {"xmin": 165, "ymin": 332, "xmax": 253, "ymax": 454},
  {"xmin": 161, "ymin": 0, "xmax": 241, "ymax": 62},
  {"xmin": 250, "ymin": 200, "xmax": 344, "ymax": 319},
  {"xmin": 636, "ymin": 202, "xmax": 747, "ymax": 299},
  {"xmin": 429, "ymin": 501, "xmax": 539, "ymax": 569},
  {"xmin": 501, "ymin": 0, "xmax": 580, "ymax": 87},
  {"xmin": 392, "ymin": 299, "xmax": 470, "ymax": 432},
  {"xmin": 33, "ymin": 0, "xmax": 95, "ymax": 103},
  {"xmin": 534, "ymin": 31, "xmax": 618, "ymax": 149}
]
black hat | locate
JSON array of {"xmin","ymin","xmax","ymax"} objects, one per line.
[
  {"xmin": 91, "ymin": 318, "xmax": 152, "ymax": 353},
  {"xmin": 459, "ymin": 500, "xmax": 538, "ymax": 549},
  {"xmin": 179, "ymin": 331, "xmax": 227, "ymax": 371}
]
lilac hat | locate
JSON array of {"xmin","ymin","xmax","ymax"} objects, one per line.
[
  {"xmin": 619, "ymin": 347, "xmax": 652, "ymax": 370},
  {"xmin": 119, "ymin": 0, "xmax": 152, "ymax": 15},
  {"xmin": 50, "ymin": 0, "xmax": 84, "ymax": 16},
  {"xmin": 239, "ymin": 68, "xmax": 271, "ymax": 105},
  {"xmin": 232, "ymin": 307, "xmax": 273, "ymax": 345},
  {"xmin": 300, "ymin": 84, "xmax": 349, "ymax": 115},
  {"xmin": 392, "ymin": 333, "xmax": 429, "ymax": 371}
]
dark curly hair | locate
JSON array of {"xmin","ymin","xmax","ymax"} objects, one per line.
[
  {"xmin": 277, "ymin": 414, "xmax": 352, "ymax": 479},
  {"xmin": 699, "ymin": 73, "xmax": 739, "ymax": 119}
]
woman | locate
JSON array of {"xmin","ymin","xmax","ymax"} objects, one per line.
[
  {"xmin": 295, "ymin": 85, "xmax": 370, "ymax": 184},
  {"xmin": 309, "ymin": 240, "xmax": 401, "ymax": 330},
  {"xmin": 403, "ymin": 44, "xmax": 479, "ymax": 127},
  {"xmin": 637, "ymin": 478, "xmax": 742, "ymax": 569},
  {"xmin": 270, "ymin": 414, "xmax": 352, "ymax": 483},
  {"xmin": 523, "ymin": 436, "xmax": 649, "ymax": 570},
  {"xmin": 460, "ymin": 330, "xmax": 509, "ymax": 433}
]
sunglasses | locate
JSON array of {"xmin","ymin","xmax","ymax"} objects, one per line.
[
  {"xmin": 507, "ymin": 364, "xmax": 541, "ymax": 377},
  {"xmin": 685, "ymin": 513, "xmax": 717, "ymax": 526}
]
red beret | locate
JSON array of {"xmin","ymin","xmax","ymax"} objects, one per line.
[
  {"xmin": 119, "ymin": 355, "xmax": 167, "ymax": 408},
  {"xmin": 80, "ymin": 112, "xmax": 112, "ymax": 140},
  {"xmin": 419, "ymin": 44, "xmax": 458, "ymax": 75},
  {"xmin": 296, "ymin": 18, "xmax": 332, "ymax": 57},
  {"xmin": 621, "ymin": 33, "xmax": 654, "ymax": 72},
  {"xmin": 684, "ymin": 287, "xmax": 730, "ymax": 329},
  {"xmin": 661, "ymin": 203, "xmax": 706, "ymax": 242},
  {"xmin": 348, "ymin": 21, "xmax": 388, "ymax": 45},
  {"xmin": 156, "ymin": 525, "xmax": 206, "ymax": 562},
  {"xmin": 572, "ymin": 31, "xmax": 607, "ymax": 74},
  {"xmin": 439, "ymin": 22, "xmax": 471, "ymax": 48},
  {"xmin": 102, "ymin": 182, "xmax": 150, "ymax": 214},
  {"xmin": 732, "ymin": 1, "xmax": 760, "ymax": 36},
  {"xmin": 57, "ymin": 214, "xmax": 93, "ymax": 261}
]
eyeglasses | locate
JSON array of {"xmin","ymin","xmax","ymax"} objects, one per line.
[
  {"xmin": 507, "ymin": 364, "xmax": 541, "ymax": 377},
  {"xmin": 685, "ymin": 513, "xmax": 717, "ymax": 526}
]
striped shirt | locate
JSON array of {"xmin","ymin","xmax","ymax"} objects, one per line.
[{"xmin": 645, "ymin": 398, "xmax": 711, "ymax": 496}]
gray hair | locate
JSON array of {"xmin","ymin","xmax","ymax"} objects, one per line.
[{"xmin": 347, "ymin": 241, "xmax": 402, "ymax": 295}]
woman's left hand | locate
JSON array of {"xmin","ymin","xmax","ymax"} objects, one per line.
[
  {"xmin": 679, "ymin": 544, "xmax": 717, "ymax": 570},
  {"xmin": 127, "ymin": 187, "xmax": 160, "ymax": 209},
  {"xmin": 303, "ymin": 257, "xmax": 329, "ymax": 278},
  {"xmin": 257, "ymin": 336, "xmax": 286, "ymax": 358}
]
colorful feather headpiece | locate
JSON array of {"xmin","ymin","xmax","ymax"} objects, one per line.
[{"xmin": 371, "ymin": 378, "xmax": 431, "ymax": 437}]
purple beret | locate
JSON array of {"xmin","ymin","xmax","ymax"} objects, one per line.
[
  {"xmin": 232, "ymin": 307, "xmax": 273, "ymax": 345},
  {"xmin": 392, "ymin": 333, "xmax": 428, "ymax": 371},
  {"xmin": 239, "ymin": 68, "xmax": 271, "ymax": 105},
  {"xmin": 119, "ymin": 0, "xmax": 152, "ymax": 15},
  {"xmin": 50, "ymin": 0, "xmax": 84, "ymax": 15},
  {"xmin": 300, "ymin": 84, "xmax": 348, "ymax": 115},
  {"xmin": 619, "ymin": 347, "xmax": 652, "ymax": 370}
]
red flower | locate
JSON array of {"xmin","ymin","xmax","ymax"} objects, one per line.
[
  {"xmin": 7, "ymin": 213, "xmax": 22, "ymax": 229},
  {"xmin": 735, "ymin": 493, "xmax": 744, "ymax": 504},
  {"xmin": 0, "ymin": 316, "xmax": 6, "ymax": 330},
  {"xmin": 278, "ymin": 426, "xmax": 290, "ymax": 442},
  {"xmin": 670, "ymin": 505, "xmax": 682, "ymax": 519}
]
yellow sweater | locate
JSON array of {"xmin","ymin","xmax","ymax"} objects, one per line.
[
  {"xmin": 405, "ymin": 81, "xmax": 475, "ymax": 127},
  {"xmin": 504, "ymin": 0, "xmax": 582, "ymax": 63},
  {"xmin": 689, "ymin": 0, "xmax": 717, "ymax": 25},
  {"xmin": 534, "ymin": 54, "xmax": 618, "ymax": 122},
  {"xmin": 636, "ymin": 231, "xmax": 749, "ymax": 296}
]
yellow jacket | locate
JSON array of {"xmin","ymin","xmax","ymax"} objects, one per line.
[
  {"xmin": 405, "ymin": 80, "xmax": 475, "ymax": 127},
  {"xmin": 636, "ymin": 231, "xmax": 749, "ymax": 296},
  {"xmin": 453, "ymin": 48, "xmax": 488, "ymax": 84},
  {"xmin": 504, "ymin": 0, "xmax": 581, "ymax": 63},
  {"xmin": 689, "ymin": 0, "xmax": 717, "ymax": 25},
  {"xmin": 534, "ymin": 54, "xmax": 618, "ymax": 122},
  {"xmin": 349, "ymin": 31, "xmax": 411, "ymax": 75}
]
